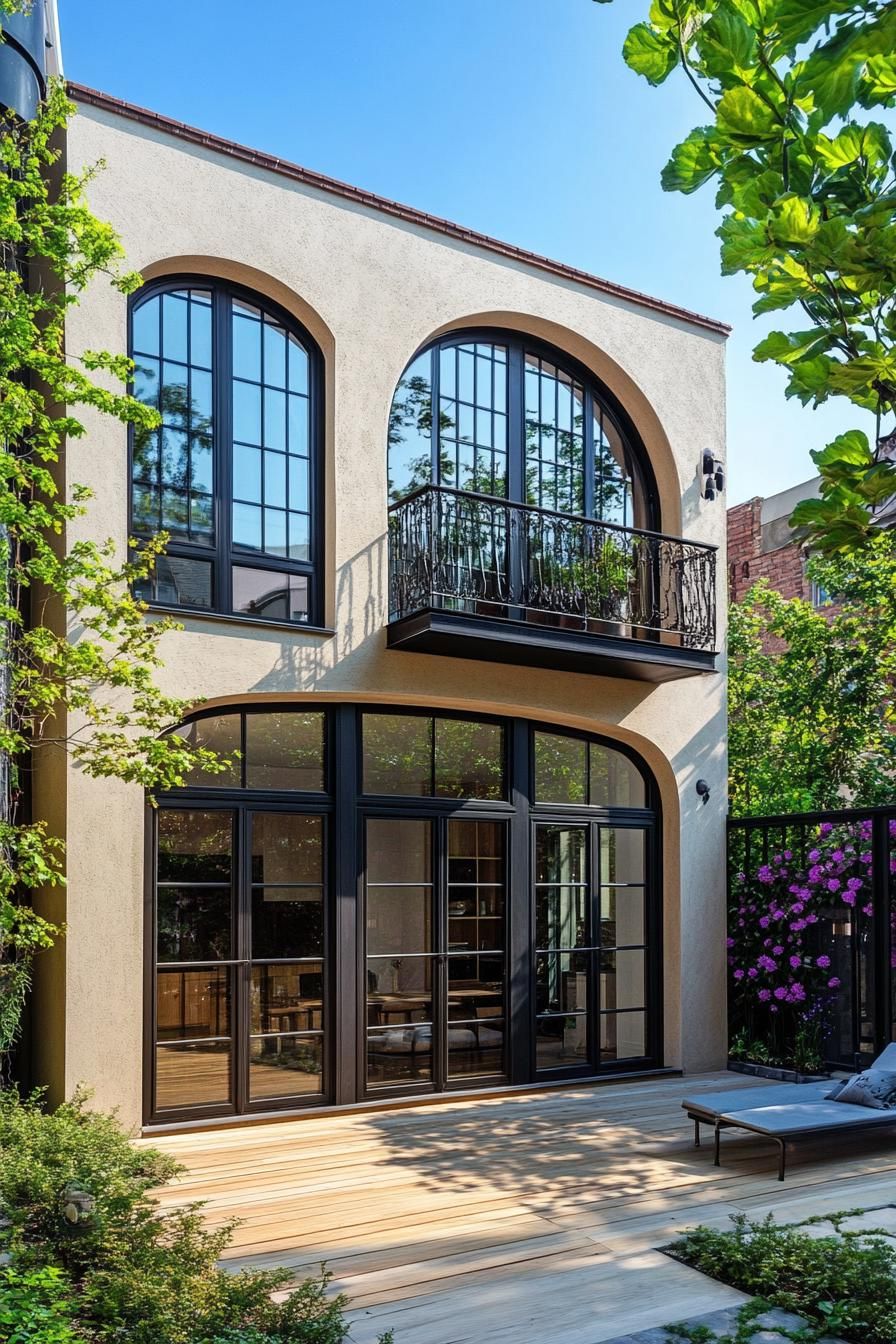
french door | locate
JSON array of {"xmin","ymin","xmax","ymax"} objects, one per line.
[
  {"xmin": 151, "ymin": 805, "xmax": 329, "ymax": 1119},
  {"xmin": 534, "ymin": 820, "xmax": 651, "ymax": 1076},
  {"xmin": 364, "ymin": 815, "xmax": 507, "ymax": 1093}
]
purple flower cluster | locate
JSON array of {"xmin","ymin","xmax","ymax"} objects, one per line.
[{"xmin": 729, "ymin": 820, "xmax": 891, "ymax": 1027}]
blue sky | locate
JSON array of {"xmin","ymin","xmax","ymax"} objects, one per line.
[{"xmin": 58, "ymin": 0, "xmax": 865, "ymax": 505}]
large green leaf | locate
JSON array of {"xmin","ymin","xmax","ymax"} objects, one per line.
[
  {"xmin": 770, "ymin": 194, "xmax": 820, "ymax": 244},
  {"xmin": 660, "ymin": 128, "xmax": 723, "ymax": 193},
  {"xmin": 812, "ymin": 429, "xmax": 872, "ymax": 469},
  {"xmin": 753, "ymin": 328, "xmax": 830, "ymax": 366},
  {"xmin": 622, "ymin": 21, "xmax": 679, "ymax": 84},
  {"xmin": 859, "ymin": 53, "xmax": 896, "ymax": 106},
  {"xmin": 770, "ymin": 1, "xmax": 855, "ymax": 56},
  {"xmin": 716, "ymin": 85, "xmax": 780, "ymax": 142},
  {"xmin": 816, "ymin": 120, "xmax": 893, "ymax": 171},
  {"xmin": 700, "ymin": 5, "xmax": 756, "ymax": 76}
]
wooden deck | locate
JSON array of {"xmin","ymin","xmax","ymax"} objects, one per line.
[{"xmin": 145, "ymin": 1072, "xmax": 896, "ymax": 1344}]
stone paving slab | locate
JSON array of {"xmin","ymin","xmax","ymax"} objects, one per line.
[{"xmin": 601, "ymin": 1305, "xmax": 848, "ymax": 1344}]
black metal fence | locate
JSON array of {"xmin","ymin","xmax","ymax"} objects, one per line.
[
  {"xmin": 728, "ymin": 807, "xmax": 896, "ymax": 1070},
  {"xmin": 388, "ymin": 484, "xmax": 717, "ymax": 650}
]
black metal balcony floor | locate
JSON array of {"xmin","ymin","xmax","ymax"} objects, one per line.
[{"xmin": 387, "ymin": 607, "xmax": 718, "ymax": 682}]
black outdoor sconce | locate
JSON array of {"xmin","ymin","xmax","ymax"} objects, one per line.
[
  {"xmin": 701, "ymin": 450, "xmax": 725, "ymax": 501},
  {"xmin": 696, "ymin": 779, "xmax": 710, "ymax": 805}
]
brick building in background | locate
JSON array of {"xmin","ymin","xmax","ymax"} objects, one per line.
[{"xmin": 727, "ymin": 476, "xmax": 830, "ymax": 607}]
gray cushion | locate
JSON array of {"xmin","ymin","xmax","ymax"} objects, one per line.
[
  {"xmin": 825, "ymin": 1079, "xmax": 847, "ymax": 1101},
  {"xmin": 872, "ymin": 1042, "xmax": 896, "ymax": 1071},
  {"xmin": 719, "ymin": 1099, "xmax": 896, "ymax": 1134},
  {"xmin": 683, "ymin": 1081, "xmax": 831, "ymax": 1120},
  {"xmin": 834, "ymin": 1068, "xmax": 896, "ymax": 1111}
]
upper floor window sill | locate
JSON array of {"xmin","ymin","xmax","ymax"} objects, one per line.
[{"xmin": 143, "ymin": 603, "xmax": 335, "ymax": 638}]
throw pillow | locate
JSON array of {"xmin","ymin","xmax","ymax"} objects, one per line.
[{"xmin": 833, "ymin": 1068, "xmax": 896, "ymax": 1111}]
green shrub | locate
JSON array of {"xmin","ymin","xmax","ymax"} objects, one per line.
[
  {"xmin": 0, "ymin": 1089, "xmax": 390, "ymax": 1343},
  {"xmin": 671, "ymin": 1214, "xmax": 896, "ymax": 1344},
  {"xmin": 0, "ymin": 1264, "xmax": 81, "ymax": 1343}
]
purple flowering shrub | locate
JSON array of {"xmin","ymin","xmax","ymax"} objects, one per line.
[{"xmin": 728, "ymin": 819, "xmax": 895, "ymax": 1071}]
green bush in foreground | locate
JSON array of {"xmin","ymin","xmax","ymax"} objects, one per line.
[
  {"xmin": 671, "ymin": 1213, "xmax": 896, "ymax": 1344},
  {"xmin": 0, "ymin": 1089, "xmax": 390, "ymax": 1343}
]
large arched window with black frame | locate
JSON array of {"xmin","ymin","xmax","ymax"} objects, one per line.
[
  {"xmin": 146, "ymin": 704, "xmax": 661, "ymax": 1124},
  {"xmin": 128, "ymin": 277, "xmax": 323, "ymax": 626},
  {"xmin": 388, "ymin": 329, "xmax": 658, "ymax": 528}
]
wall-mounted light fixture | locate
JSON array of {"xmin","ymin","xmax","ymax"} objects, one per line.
[
  {"xmin": 695, "ymin": 779, "xmax": 710, "ymax": 805},
  {"xmin": 701, "ymin": 451, "xmax": 725, "ymax": 501}
]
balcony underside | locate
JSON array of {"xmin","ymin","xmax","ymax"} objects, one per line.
[{"xmin": 387, "ymin": 608, "xmax": 718, "ymax": 682}]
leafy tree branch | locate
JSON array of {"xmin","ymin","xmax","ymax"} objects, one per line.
[{"xmin": 595, "ymin": 0, "xmax": 896, "ymax": 551}]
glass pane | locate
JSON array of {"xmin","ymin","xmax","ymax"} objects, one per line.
[
  {"xmin": 535, "ymin": 1015, "xmax": 588, "ymax": 1070},
  {"xmin": 363, "ymin": 714, "xmax": 432, "ymax": 796},
  {"xmin": 524, "ymin": 352, "xmax": 584, "ymax": 514},
  {"xmin": 288, "ymin": 335, "xmax": 309, "ymax": 394},
  {"xmin": 263, "ymin": 449, "xmax": 287, "ymax": 507},
  {"xmin": 601, "ymin": 950, "xmax": 645, "ymax": 1011},
  {"xmin": 448, "ymin": 820, "xmax": 505, "ymax": 955},
  {"xmin": 535, "ymin": 826, "xmax": 587, "ymax": 885},
  {"xmin": 162, "ymin": 293, "xmax": 188, "ymax": 364},
  {"xmin": 437, "ymin": 341, "xmax": 507, "ymax": 498},
  {"xmin": 134, "ymin": 555, "xmax": 213, "ymax": 611},
  {"xmin": 367, "ymin": 961, "xmax": 433, "ymax": 1022},
  {"xmin": 249, "ymin": 1034, "xmax": 322, "ymax": 1099},
  {"xmin": 263, "ymin": 322, "xmax": 288, "ymax": 389},
  {"xmin": 132, "ymin": 296, "xmax": 159, "ymax": 356},
  {"xmin": 367, "ymin": 1026, "xmax": 432, "ymax": 1084},
  {"xmin": 534, "ymin": 732, "xmax": 587, "ymax": 804},
  {"xmin": 156, "ymin": 967, "xmax": 230, "ymax": 1040},
  {"xmin": 536, "ymin": 951, "xmax": 590, "ymax": 1014},
  {"xmin": 233, "ymin": 501, "xmax": 263, "ymax": 549},
  {"xmin": 264, "ymin": 389, "xmax": 286, "ymax": 450},
  {"xmin": 599, "ymin": 887, "xmax": 645, "ymax": 949},
  {"xmin": 245, "ymin": 712, "xmax": 325, "ymax": 791},
  {"xmin": 251, "ymin": 963, "xmax": 324, "ymax": 1033},
  {"xmin": 233, "ymin": 380, "xmax": 262, "ymax": 445},
  {"xmin": 190, "ymin": 296, "xmax": 212, "ymax": 369},
  {"xmin": 601, "ymin": 1011, "xmax": 646, "ymax": 1062},
  {"xmin": 536, "ymin": 885, "xmax": 588, "ymax": 951},
  {"xmin": 367, "ymin": 886, "xmax": 431, "ymax": 957},
  {"xmin": 388, "ymin": 350, "xmax": 432, "ymax": 501},
  {"xmin": 288, "ymin": 395, "xmax": 309, "ymax": 455},
  {"xmin": 158, "ymin": 887, "xmax": 231, "ymax": 962},
  {"xmin": 156, "ymin": 1041, "xmax": 231, "ymax": 1110},
  {"xmin": 447, "ymin": 956, "xmax": 504, "ymax": 1010},
  {"xmin": 366, "ymin": 818, "xmax": 431, "ymax": 884},
  {"xmin": 600, "ymin": 829, "xmax": 646, "ymax": 885},
  {"xmin": 168, "ymin": 715, "xmax": 241, "ymax": 788},
  {"xmin": 448, "ymin": 1020, "xmax": 504, "ymax": 1078},
  {"xmin": 251, "ymin": 813, "xmax": 322, "ymax": 883},
  {"xmin": 232, "ymin": 567, "xmax": 309, "ymax": 623},
  {"xmin": 233, "ymin": 444, "xmax": 262, "ymax": 502},
  {"xmin": 158, "ymin": 810, "xmax": 232, "ymax": 882},
  {"xmin": 233, "ymin": 309, "xmax": 262, "ymax": 382},
  {"xmin": 590, "ymin": 747, "xmax": 646, "ymax": 808},
  {"xmin": 252, "ymin": 888, "xmax": 323, "ymax": 960},
  {"xmin": 133, "ymin": 356, "xmax": 159, "ymax": 410},
  {"xmin": 434, "ymin": 719, "xmax": 504, "ymax": 799},
  {"xmin": 288, "ymin": 456, "xmax": 309, "ymax": 511}
]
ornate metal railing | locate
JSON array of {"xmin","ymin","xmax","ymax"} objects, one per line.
[{"xmin": 388, "ymin": 485, "xmax": 717, "ymax": 651}]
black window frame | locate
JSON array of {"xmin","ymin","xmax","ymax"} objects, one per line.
[
  {"xmin": 128, "ymin": 275, "xmax": 325, "ymax": 629},
  {"xmin": 389, "ymin": 327, "xmax": 661, "ymax": 530}
]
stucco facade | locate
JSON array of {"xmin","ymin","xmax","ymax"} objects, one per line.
[{"xmin": 32, "ymin": 90, "xmax": 729, "ymax": 1131}]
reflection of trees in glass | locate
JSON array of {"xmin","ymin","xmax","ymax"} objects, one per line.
[
  {"xmin": 363, "ymin": 714, "xmax": 505, "ymax": 800},
  {"xmin": 132, "ymin": 369, "xmax": 215, "ymax": 539}
]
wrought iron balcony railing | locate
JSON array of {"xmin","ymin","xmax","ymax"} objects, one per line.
[{"xmin": 388, "ymin": 485, "xmax": 717, "ymax": 660}]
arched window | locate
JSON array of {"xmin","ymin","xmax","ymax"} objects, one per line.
[
  {"xmin": 388, "ymin": 331, "xmax": 657, "ymax": 530},
  {"xmin": 129, "ymin": 278, "xmax": 321, "ymax": 625}
]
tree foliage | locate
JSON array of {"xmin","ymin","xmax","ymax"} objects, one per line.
[
  {"xmin": 0, "ymin": 19, "xmax": 230, "ymax": 1069},
  {"xmin": 594, "ymin": 0, "xmax": 896, "ymax": 551},
  {"xmin": 728, "ymin": 533, "xmax": 896, "ymax": 815}
]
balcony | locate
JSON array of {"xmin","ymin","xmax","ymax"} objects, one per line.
[{"xmin": 387, "ymin": 486, "xmax": 717, "ymax": 681}]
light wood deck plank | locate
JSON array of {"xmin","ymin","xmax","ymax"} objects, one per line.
[{"xmin": 144, "ymin": 1071, "xmax": 896, "ymax": 1343}]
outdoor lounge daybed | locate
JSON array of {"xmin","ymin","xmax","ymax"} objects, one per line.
[{"xmin": 682, "ymin": 1044, "xmax": 896, "ymax": 1180}]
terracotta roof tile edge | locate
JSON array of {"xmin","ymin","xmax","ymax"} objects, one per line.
[{"xmin": 67, "ymin": 82, "xmax": 732, "ymax": 338}]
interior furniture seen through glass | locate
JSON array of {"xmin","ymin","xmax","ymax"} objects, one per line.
[
  {"xmin": 150, "ymin": 709, "xmax": 655, "ymax": 1119},
  {"xmin": 130, "ymin": 281, "xmax": 319, "ymax": 624}
]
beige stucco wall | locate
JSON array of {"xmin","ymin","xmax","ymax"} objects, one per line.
[{"xmin": 32, "ymin": 102, "xmax": 729, "ymax": 1129}]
